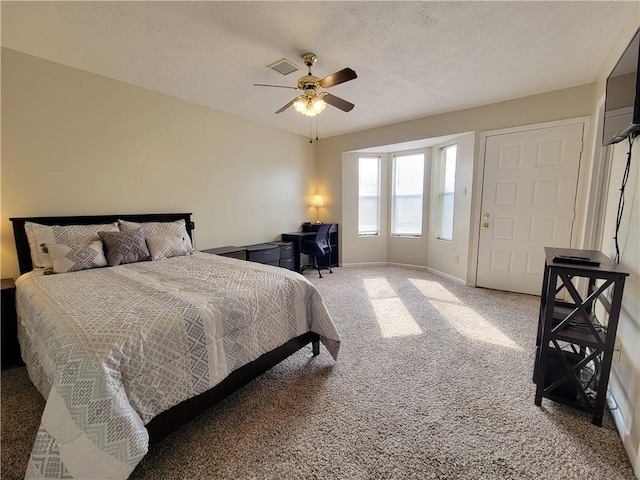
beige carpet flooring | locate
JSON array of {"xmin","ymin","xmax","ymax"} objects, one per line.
[{"xmin": 1, "ymin": 265, "xmax": 636, "ymax": 479}]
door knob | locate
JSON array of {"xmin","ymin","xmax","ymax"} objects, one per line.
[{"xmin": 482, "ymin": 223, "xmax": 489, "ymax": 229}]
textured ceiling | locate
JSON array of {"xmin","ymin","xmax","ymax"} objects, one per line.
[{"xmin": 1, "ymin": 1, "xmax": 636, "ymax": 139}]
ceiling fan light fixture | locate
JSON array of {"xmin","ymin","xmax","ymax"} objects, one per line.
[
  {"xmin": 311, "ymin": 96, "xmax": 327, "ymax": 114},
  {"xmin": 293, "ymin": 94, "xmax": 326, "ymax": 117},
  {"xmin": 256, "ymin": 53, "xmax": 356, "ymax": 119},
  {"xmin": 293, "ymin": 96, "xmax": 308, "ymax": 113}
]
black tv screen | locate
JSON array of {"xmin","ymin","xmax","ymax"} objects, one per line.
[{"xmin": 602, "ymin": 28, "xmax": 640, "ymax": 146}]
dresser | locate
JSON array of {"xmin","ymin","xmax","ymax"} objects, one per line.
[
  {"xmin": 268, "ymin": 241, "xmax": 295, "ymax": 271},
  {"xmin": 245, "ymin": 243, "xmax": 280, "ymax": 267},
  {"xmin": 202, "ymin": 242, "xmax": 294, "ymax": 271},
  {"xmin": 201, "ymin": 246, "xmax": 247, "ymax": 261}
]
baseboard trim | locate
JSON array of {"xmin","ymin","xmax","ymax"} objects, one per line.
[
  {"xmin": 607, "ymin": 386, "xmax": 640, "ymax": 478},
  {"xmin": 342, "ymin": 262, "xmax": 388, "ymax": 267},
  {"xmin": 386, "ymin": 262, "xmax": 429, "ymax": 271},
  {"xmin": 426, "ymin": 267, "xmax": 466, "ymax": 285},
  {"xmin": 341, "ymin": 262, "xmax": 467, "ymax": 285}
]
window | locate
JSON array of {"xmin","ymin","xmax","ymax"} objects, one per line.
[
  {"xmin": 391, "ymin": 153, "xmax": 425, "ymax": 236},
  {"xmin": 437, "ymin": 144, "xmax": 457, "ymax": 241},
  {"xmin": 358, "ymin": 156, "xmax": 381, "ymax": 235}
]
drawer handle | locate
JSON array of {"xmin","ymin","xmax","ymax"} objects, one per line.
[{"xmin": 263, "ymin": 251, "xmax": 271, "ymax": 255}]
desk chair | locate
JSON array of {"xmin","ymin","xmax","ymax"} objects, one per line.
[{"xmin": 300, "ymin": 223, "xmax": 333, "ymax": 278}]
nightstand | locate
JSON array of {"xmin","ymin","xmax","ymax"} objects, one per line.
[
  {"xmin": 1, "ymin": 278, "xmax": 22, "ymax": 369},
  {"xmin": 201, "ymin": 246, "xmax": 247, "ymax": 261}
]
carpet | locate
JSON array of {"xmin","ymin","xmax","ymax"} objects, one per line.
[{"xmin": 1, "ymin": 265, "xmax": 635, "ymax": 479}]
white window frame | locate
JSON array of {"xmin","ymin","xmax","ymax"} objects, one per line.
[
  {"xmin": 358, "ymin": 156, "xmax": 381, "ymax": 236},
  {"xmin": 391, "ymin": 153, "xmax": 425, "ymax": 237},
  {"xmin": 437, "ymin": 144, "xmax": 457, "ymax": 242}
]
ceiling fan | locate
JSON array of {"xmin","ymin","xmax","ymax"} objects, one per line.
[{"xmin": 254, "ymin": 53, "xmax": 357, "ymax": 117}]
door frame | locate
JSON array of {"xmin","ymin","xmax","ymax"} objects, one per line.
[{"xmin": 468, "ymin": 116, "xmax": 591, "ymax": 288}]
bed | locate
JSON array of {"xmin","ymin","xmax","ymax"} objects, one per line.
[{"xmin": 10, "ymin": 213, "xmax": 340, "ymax": 480}]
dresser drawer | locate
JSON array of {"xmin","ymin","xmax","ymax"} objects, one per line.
[
  {"xmin": 277, "ymin": 242, "xmax": 294, "ymax": 259},
  {"xmin": 246, "ymin": 244, "xmax": 280, "ymax": 264},
  {"xmin": 279, "ymin": 257, "xmax": 295, "ymax": 270},
  {"xmin": 201, "ymin": 246, "xmax": 247, "ymax": 261},
  {"xmin": 222, "ymin": 250, "xmax": 247, "ymax": 261}
]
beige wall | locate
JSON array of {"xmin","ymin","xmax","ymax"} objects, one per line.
[
  {"xmin": 386, "ymin": 150, "xmax": 431, "ymax": 268},
  {"xmin": 318, "ymin": 83, "xmax": 595, "ymax": 220},
  {"xmin": 600, "ymin": 136, "xmax": 640, "ymax": 475},
  {"xmin": 319, "ymin": 84, "xmax": 596, "ymax": 279},
  {"xmin": 590, "ymin": 13, "xmax": 640, "ymax": 476},
  {"xmin": 341, "ymin": 148, "xmax": 433, "ymax": 269},
  {"xmin": 340, "ymin": 133, "xmax": 474, "ymax": 282},
  {"xmin": 341, "ymin": 152, "xmax": 389, "ymax": 265},
  {"xmin": 1, "ymin": 49, "xmax": 316, "ymax": 279},
  {"xmin": 427, "ymin": 133, "xmax": 474, "ymax": 280}
]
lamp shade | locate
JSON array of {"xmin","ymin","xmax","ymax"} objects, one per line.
[
  {"xmin": 294, "ymin": 93, "xmax": 327, "ymax": 117},
  {"xmin": 312, "ymin": 194, "xmax": 324, "ymax": 207}
]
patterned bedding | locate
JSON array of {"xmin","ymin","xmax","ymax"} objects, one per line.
[{"xmin": 16, "ymin": 252, "xmax": 340, "ymax": 480}]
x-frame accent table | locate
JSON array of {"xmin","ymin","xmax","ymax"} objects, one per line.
[{"xmin": 533, "ymin": 247, "xmax": 628, "ymax": 426}]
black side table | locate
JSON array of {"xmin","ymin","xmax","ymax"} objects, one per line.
[
  {"xmin": 533, "ymin": 248, "xmax": 628, "ymax": 426},
  {"xmin": 1, "ymin": 278, "xmax": 22, "ymax": 369}
]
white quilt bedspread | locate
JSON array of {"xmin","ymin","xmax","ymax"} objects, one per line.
[{"xmin": 16, "ymin": 252, "xmax": 340, "ymax": 479}]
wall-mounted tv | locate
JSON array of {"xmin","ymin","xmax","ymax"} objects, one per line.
[{"xmin": 602, "ymin": 28, "xmax": 640, "ymax": 146}]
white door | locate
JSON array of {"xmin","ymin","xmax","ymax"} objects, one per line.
[{"xmin": 476, "ymin": 122, "xmax": 584, "ymax": 295}]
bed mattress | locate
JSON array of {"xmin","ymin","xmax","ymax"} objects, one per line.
[{"xmin": 16, "ymin": 252, "xmax": 340, "ymax": 479}]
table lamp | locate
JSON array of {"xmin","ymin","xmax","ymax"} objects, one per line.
[{"xmin": 312, "ymin": 195, "xmax": 324, "ymax": 224}]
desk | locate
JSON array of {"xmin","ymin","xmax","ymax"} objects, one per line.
[{"xmin": 281, "ymin": 224, "xmax": 339, "ymax": 273}]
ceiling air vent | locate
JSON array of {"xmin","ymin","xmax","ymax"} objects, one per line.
[{"xmin": 268, "ymin": 58, "xmax": 299, "ymax": 76}]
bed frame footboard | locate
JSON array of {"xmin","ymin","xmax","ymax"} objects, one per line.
[{"xmin": 146, "ymin": 331, "xmax": 321, "ymax": 445}]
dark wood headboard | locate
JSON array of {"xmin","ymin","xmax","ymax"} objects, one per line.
[{"xmin": 10, "ymin": 213, "xmax": 193, "ymax": 275}]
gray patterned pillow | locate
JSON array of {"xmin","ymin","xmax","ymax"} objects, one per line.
[
  {"xmin": 25, "ymin": 222, "xmax": 119, "ymax": 269},
  {"xmin": 98, "ymin": 229, "xmax": 151, "ymax": 266},
  {"xmin": 146, "ymin": 235, "xmax": 189, "ymax": 260},
  {"xmin": 118, "ymin": 219, "xmax": 194, "ymax": 253},
  {"xmin": 47, "ymin": 240, "xmax": 108, "ymax": 273}
]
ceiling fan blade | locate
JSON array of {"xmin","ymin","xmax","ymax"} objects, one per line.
[
  {"xmin": 254, "ymin": 83, "xmax": 298, "ymax": 90},
  {"xmin": 318, "ymin": 68, "xmax": 357, "ymax": 89},
  {"xmin": 275, "ymin": 99, "xmax": 296, "ymax": 114},
  {"xmin": 323, "ymin": 93, "xmax": 354, "ymax": 112}
]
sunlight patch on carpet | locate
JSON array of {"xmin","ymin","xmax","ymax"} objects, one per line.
[
  {"xmin": 409, "ymin": 278, "xmax": 521, "ymax": 350},
  {"xmin": 363, "ymin": 278, "xmax": 423, "ymax": 338}
]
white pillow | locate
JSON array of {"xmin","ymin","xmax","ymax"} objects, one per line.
[
  {"xmin": 25, "ymin": 222, "xmax": 119, "ymax": 269},
  {"xmin": 47, "ymin": 240, "xmax": 108, "ymax": 273},
  {"xmin": 146, "ymin": 235, "xmax": 189, "ymax": 260},
  {"xmin": 118, "ymin": 219, "xmax": 194, "ymax": 253}
]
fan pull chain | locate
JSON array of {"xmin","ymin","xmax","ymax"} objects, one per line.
[{"xmin": 309, "ymin": 119, "xmax": 313, "ymax": 143}]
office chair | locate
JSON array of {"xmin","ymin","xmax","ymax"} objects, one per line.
[{"xmin": 300, "ymin": 223, "xmax": 333, "ymax": 278}]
